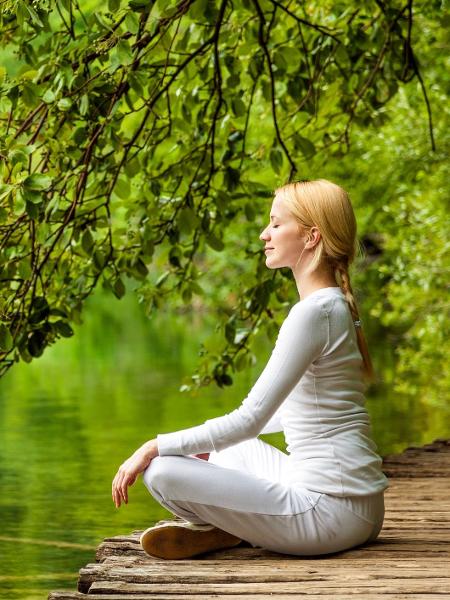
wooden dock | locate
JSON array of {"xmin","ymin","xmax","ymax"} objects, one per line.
[{"xmin": 49, "ymin": 438, "xmax": 450, "ymax": 599}]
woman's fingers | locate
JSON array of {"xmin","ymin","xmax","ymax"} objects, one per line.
[
  {"xmin": 112, "ymin": 467, "xmax": 136, "ymax": 507},
  {"xmin": 117, "ymin": 470, "xmax": 128, "ymax": 505},
  {"xmin": 112, "ymin": 474, "xmax": 118, "ymax": 506},
  {"xmin": 112, "ymin": 469, "xmax": 126, "ymax": 507},
  {"xmin": 120, "ymin": 477, "xmax": 129, "ymax": 504},
  {"xmin": 112, "ymin": 475, "xmax": 120, "ymax": 507}
]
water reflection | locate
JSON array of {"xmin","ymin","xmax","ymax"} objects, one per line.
[{"xmin": 0, "ymin": 290, "xmax": 448, "ymax": 599}]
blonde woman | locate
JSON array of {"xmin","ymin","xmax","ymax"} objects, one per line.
[{"xmin": 112, "ymin": 179, "xmax": 389, "ymax": 559}]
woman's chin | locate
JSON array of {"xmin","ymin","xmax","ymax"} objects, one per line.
[{"xmin": 265, "ymin": 256, "xmax": 280, "ymax": 268}]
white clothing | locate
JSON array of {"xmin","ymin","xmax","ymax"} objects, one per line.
[
  {"xmin": 157, "ymin": 287, "xmax": 389, "ymax": 497},
  {"xmin": 143, "ymin": 438, "xmax": 385, "ymax": 556}
]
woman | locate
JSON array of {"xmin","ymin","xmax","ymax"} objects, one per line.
[{"xmin": 112, "ymin": 179, "xmax": 389, "ymax": 560}]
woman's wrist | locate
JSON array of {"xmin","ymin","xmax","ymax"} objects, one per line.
[{"xmin": 141, "ymin": 439, "xmax": 159, "ymax": 459}]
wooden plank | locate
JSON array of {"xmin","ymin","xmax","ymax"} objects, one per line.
[
  {"xmin": 81, "ymin": 563, "xmax": 450, "ymax": 583},
  {"xmin": 87, "ymin": 580, "xmax": 450, "ymax": 594},
  {"xmin": 48, "ymin": 593, "xmax": 450, "ymax": 600},
  {"xmin": 94, "ymin": 558, "xmax": 450, "ymax": 573},
  {"xmin": 94, "ymin": 540, "xmax": 450, "ymax": 562}
]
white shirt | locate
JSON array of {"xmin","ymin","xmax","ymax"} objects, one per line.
[{"xmin": 157, "ymin": 287, "xmax": 389, "ymax": 497}]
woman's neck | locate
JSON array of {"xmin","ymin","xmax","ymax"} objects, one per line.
[{"xmin": 293, "ymin": 266, "xmax": 339, "ymax": 302}]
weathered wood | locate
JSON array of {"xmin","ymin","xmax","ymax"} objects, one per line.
[
  {"xmin": 48, "ymin": 437, "xmax": 450, "ymax": 599},
  {"xmin": 49, "ymin": 590, "xmax": 448, "ymax": 600},
  {"xmin": 87, "ymin": 580, "xmax": 450, "ymax": 594}
]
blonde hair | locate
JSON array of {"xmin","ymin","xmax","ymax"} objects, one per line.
[{"xmin": 274, "ymin": 178, "xmax": 375, "ymax": 384}]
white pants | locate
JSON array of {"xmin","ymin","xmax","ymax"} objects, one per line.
[{"xmin": 142, "ymin": 438, "xmax": 385, "ymax": 556}]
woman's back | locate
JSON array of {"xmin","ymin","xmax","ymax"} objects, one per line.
[{"xmin": 278, "ymin": 287, "xmax": 388, "ymax": 496}]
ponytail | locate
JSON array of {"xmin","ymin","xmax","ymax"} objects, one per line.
[{"xmin": 334, "ymin": 259, "xmax": 375, "ymax": 385}]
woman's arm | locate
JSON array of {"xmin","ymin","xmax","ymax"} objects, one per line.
[
  {"xmin": 259, "ymin": 406, "xmax": 283, "ymax": 434},
  {"xmin": 157, "ymin": 300, "xmax": 329, "ymax": 456}
]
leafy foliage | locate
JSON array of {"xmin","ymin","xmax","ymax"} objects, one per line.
[{"xmin": 0, "ymin": 0, "xmax": 444, "ymax": 403}]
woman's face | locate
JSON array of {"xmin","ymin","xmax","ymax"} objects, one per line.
[{"xmin": 259, "ymin": 195, "xmax": 306, "ymax": 269}]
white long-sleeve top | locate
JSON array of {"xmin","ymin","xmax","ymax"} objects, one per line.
[{"xmin": 157, "ymin": 287, "xmax": 389, "ymax": 497}]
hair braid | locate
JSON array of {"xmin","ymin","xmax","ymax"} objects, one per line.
[{"xmin": 335, "ymin": 259, "xmax": 376, "ymax": 385}]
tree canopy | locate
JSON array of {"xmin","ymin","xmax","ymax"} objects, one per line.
[{"xmin": 0, "ymin": 0, "xmax": 445, "ymax": 402}]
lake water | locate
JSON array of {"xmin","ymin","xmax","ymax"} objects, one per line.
[{"xmin": 1, "ymin": 291, "xmax": 448, "ymax": 599}]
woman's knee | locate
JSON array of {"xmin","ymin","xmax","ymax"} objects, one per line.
[{"xmin": 142, "ymin": 455, "xmax": 180, "ymax": 494}]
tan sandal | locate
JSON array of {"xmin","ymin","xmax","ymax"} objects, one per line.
[{"xmin": 140, "ymin": 521, "xmax": 242, "ymax": 559}]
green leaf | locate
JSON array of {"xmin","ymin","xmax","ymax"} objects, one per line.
[
  {"xmin": 28, "ymin": 331, "xmax": 46, "ymax": 357},
  {"xmin": 23, "ymin": 188, "xmax": 43, "ymax": 204},
  {"xmin": 116, "ymin": 40, "xmax": 133, "ymax": 64},
  {"xmin": 57, "ymin": 98, "xmax": 72, "ymax": 111},
  {"xmin": 22, "ymin": 82, "xmax": 39, "ymax": 106},
  {"xmin": 23, "ymin": 173, "xmax": 52, "ymax": 191},
  {"xmin": 25, "ymin": 3, "xmax": 44, "ymax": 27},
  {"xmin": 8, "ymin": 148, "xmax": 28, "ymax": 166},
  {"xmin": 226, "ymin": 74, "xmax": 240, "ymax": 88},
  {"xmin": 80, "ymin": 95, "xmax": 89, "ymax": 115},
  {"xmin": 54, "ymin": 321, "xmax": 74, "ymax": 337},
  {"xmin": 206, "ymin": 232, "xmax": 224, "ymax": 252},
  {"xmin": 128, "ymin": 0, "xmax": 151, "ymax": 10},
  {"xmin": 113, "ymin": 278, "xmax": 126, "ymax": 299},
  {"xmin": 155, "ymin": 271, "xmax": 170, "ymax": 287},
  {"xmin": 0, "ymin": 324, "xmax": 13, "ymax": 352},
  {"xmin": 81, "ymin": 229, "xmax": 94, "ymax": 255},
  {"xmin": 124, "ymin": 157, "xmax": 140, "ymax": 177},
  {"xmin": 220, "ymin": 373, "xmax": 233, "ymax": 386},
  {"xmin": 182, "ymin": 286, "xmax": 192, "ymax": 304},
  {"xmin": 225, "ymin": 321, "xmax": 235, "ymax": 344},
  {"xmin": 270, "ymin": 148, "xmax": 283, "ymax": 173},
  {"xmin": 244, "ymin": 202, "xmax": 255, "ymax": 221},
  {"xmin": 135, "ymin": 257, "xmax": 149, "ymax": 277},
  {"xmin": 93, "ymin": 250, "xmax": 107, "ymax": 270},
  {"xmin": 224, "ymin": 167, "xmax": 240, "ymax": 192},
  {"xmin": 287, "ymin": 79, "xmax": 303, "ymax": 101},
  {"xmin": 42, "ymin": 89, "xmax": 55, "ymax": 103},
  {"xmin": 231, "ymin": 97, "xmax": 246, "ymax": 117},
  {"xmin": 0, "ymin": 184, "xmax": 14, "ymax": 201},
  {"xmin": 168, "ymin": 247, "xmax": 181, "ymax": 267},
  {"xmin": 29, "ymin": 297, "xmax": 50, "ymax": 324},
  {"xmin": 234, "ymin": 352, "xmax": 249, "ymax": 372},
  {"xmin": 114, "ymin": 178, "xmax": 130, "ymax": 199},
  {"xmin": 125, "ymin": 11, "xmax": 139, "ymax": 34},
  {"xmin": 25, "ymin": 200, "xmax": 40, "ymax": 219},
  {"xmin": 293, "ymin": 135, "xmax": 316, "ymax": 158},
  {"xmin": 178, "ymin": 207, "xmax": 199, "ymax": 234},
  {"xmin": 18, "ymin": 260, "xmax": 32, "ymax": 279}
]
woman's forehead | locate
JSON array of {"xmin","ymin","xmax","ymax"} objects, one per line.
[{"xmin": 270, "ymin": 195, "xmax": 290, "ymax": 217}]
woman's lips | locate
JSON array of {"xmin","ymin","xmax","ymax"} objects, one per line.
[{"xmin": 265, "ymin": 248, "xmax": 274, "ymax": 252}]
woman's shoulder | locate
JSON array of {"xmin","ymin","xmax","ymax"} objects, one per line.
[
  {"xmin": 284, "ymin": 296, "xmax": 329, "ymax": 327},
  {"xmin": 289, "ymin": 288, "xmax": 346, "ymax": 317}
]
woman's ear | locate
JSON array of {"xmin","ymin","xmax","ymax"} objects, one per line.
[{"xmin": 307, "ymin": 227, "xmax": 321, "ymax": 247}]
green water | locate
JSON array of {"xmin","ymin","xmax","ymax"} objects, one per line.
[{"xmin": 0, "ymin": 291, "xmax": 448, "ymax": 599}]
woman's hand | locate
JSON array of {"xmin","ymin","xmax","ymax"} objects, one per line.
[{"xmin": 112, "ymin": 439, "xmax": 158, "ymax": 508}]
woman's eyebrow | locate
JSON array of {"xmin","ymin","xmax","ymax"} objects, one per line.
[{"xmin": 270, "ymin": 214, "xmax": 279, "ymax": 220}]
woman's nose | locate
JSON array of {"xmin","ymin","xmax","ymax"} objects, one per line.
[{"xmin": 260, "ymin": 226, "xmax": 270, "ymax": 241}]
